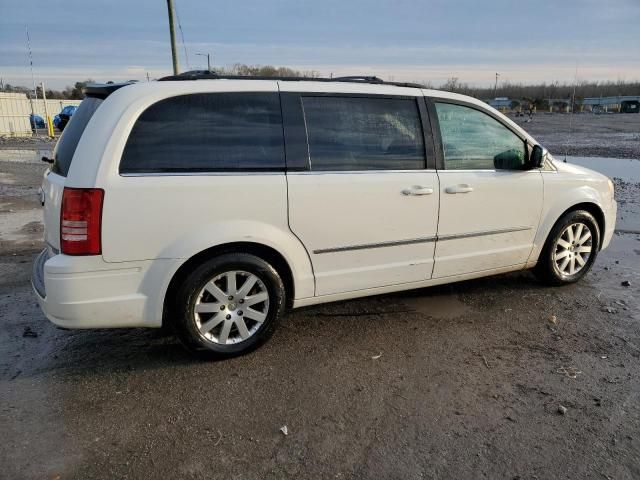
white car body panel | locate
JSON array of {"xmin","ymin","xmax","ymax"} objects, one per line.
[
  {"xmin": 33, "ymin": 79, "xmax": 617, "ymax": 330},
  {"xmin": 35, "ymin": 252, "xmax": 180, "ymax": 328},
  {"xmin": 531, "ymin": 157, "xmax": 617, "ymax": 260},
  {"xmin": 292, "ymin": 263, "xmax": 527, "ymax": 308},
  {"xmin": 433, "ymin": 169, "xmax": 543, "ymax": 277},
  {"xmin": 287, "ymin": 171, "xmax": 439, "ymax": 296}
]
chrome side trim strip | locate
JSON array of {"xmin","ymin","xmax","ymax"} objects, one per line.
[
  {"xmin": 313, "ymin": 236, "xmax": 437, "ymax": 254},
  {"xmin": 313, "ymin": 226, "xmax": 532, "ymax": 254},
  {"xmin": 437, "ymin": 226, "xmax": 532, "ymax": 241},
  {"xmin": 288, "ymin": 169, "xmax": 436, "ymax": 175}
]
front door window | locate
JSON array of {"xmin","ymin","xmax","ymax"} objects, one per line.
[{"xmin": 435, "ymin": 102, "xmax": 526, "ymax": 170}]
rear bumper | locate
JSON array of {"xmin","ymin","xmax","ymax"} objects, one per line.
[{"xmin": 32, "ymin": 249, "xmax": 179, "ymax": 329}]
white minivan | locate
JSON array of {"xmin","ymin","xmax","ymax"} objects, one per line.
[{"xmin": 33, "ymin": 73, "xmax": 617, "ymax": 356}]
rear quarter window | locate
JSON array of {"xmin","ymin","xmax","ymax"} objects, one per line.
[
  {"xmin": 51, "ymin": 97, "xmax": 103, "ymax": 177},
  {"xmin": 119, "ymin": 92, "xmax": 285, "ymax": 174}
]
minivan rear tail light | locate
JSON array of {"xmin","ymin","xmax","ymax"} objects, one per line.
[{"xmin": 60, "ymin": 188, "xmax": 104, "ymax": 255}]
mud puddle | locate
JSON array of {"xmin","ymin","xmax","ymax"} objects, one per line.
[
  {"xmin": 562, "ymin": 156, "xmax": 640, "ymax": 233},
  {"xmin": 402, "ymin": 292, "xmax": 474, "ymax": 319},
  {"xmin": 563, "ymin": 155, "xmax": 640, "ymax": 182}
]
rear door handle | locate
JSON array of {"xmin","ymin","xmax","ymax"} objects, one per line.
[
  {"xmin": 445, "ymin": 184, "xmax": 474, "ymax": 194},
  {"xmin": 402, "ymin": 186, "xmax": 434, "ymax": 196}
]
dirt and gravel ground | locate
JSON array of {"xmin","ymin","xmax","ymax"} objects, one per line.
[
  {"xmin": 1, "ymin": 115, "xmax": 639, "ymax": 479},
  {"xmin": 515, "ymin": 112, "xmax": 640, "ymax": 159}
]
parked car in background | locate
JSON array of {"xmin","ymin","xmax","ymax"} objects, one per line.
[
  {"xmin": 32, "ymin": 74, "xmax": 617, "ymax": 358},
  {"xmin": 29, "ymin": 114, "xmax": 45, "ymax": 130},
  {"xmin": 55, "ymin": 105, "xmax": 77, "ymax": 131}
]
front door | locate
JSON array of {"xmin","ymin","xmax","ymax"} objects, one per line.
[
  {"xmin": 431, "ymin": 100, "xmax": 543, "ymax": 278},
  {"xmin": 283, "ymin": 90, "xmax": 440, "ymax": 296}
]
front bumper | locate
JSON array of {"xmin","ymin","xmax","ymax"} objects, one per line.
[
  {"xmin": 31, "ymin": 248, "xmax": 178, "ymax": 329},
  {"xmin": 601, "ymin": 199, "xmax": 617, "ymax": 250}
]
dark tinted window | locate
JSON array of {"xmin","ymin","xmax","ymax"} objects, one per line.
[
  {"xmin": 302, "ymin": 96, "xmax": 425, "ymax": 171},
  {"xmin": 120, "ymin": 93, "xmax": 284, "ymax": 173},
  {"xmin": 52, "ymin": 97, "xmax": 103, "ymax": 177}
]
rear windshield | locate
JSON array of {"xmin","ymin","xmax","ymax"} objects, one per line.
[{"xmin": 51, "ymin": 96, "xmax": 103, "ymax": 177}]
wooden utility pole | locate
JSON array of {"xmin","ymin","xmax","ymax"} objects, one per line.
[
  {"xmin": 41, "ymin": 82, "xmax": 54, "ymax": 138},
  {"xmin": 166, "ymin": 0, "xmax": 179, "ymax": 75}
]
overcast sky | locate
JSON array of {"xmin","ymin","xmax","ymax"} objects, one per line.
[{"xmin": 1, "ymin": 0, "xmax": 639, "ymax": 89}]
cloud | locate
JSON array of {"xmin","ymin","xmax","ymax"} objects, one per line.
[{"xmin": 2, "ymin": 0, "xmax": 638, "ymax": 89}]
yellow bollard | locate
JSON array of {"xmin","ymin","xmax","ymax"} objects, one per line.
[{"xmin": 46, "ymin": 116, "xmax": 54, "ymax": 138}]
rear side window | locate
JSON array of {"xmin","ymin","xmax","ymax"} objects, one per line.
[
  {"xmin": 52, "ymin": 97, "xmax": 103, "ymax": 177},
  {"xmin": 302, "ymin": 96, "xmax": 426, "ymax": 171},
  {"xmin": 120, "ymin": 93, "xmax": 284, "ymax": 173}
]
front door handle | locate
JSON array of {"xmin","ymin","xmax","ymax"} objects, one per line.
[
  {"xmin": 402, "ymin": 186, "xmax": 434, "ymax": 196},
  {"xmin": 445, "ymin": 184, "xmax": 474, "ymax": 194}
]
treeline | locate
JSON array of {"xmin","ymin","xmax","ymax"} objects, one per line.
[
  {"xmin": 432, "ymin": 77, "xmax": 640, "ymax": 101},
  {"xmin": 0, "ymin": 63, "xmax": 322, "ymax": 99},
  {"xmin": 217, "ymin": 63, "xmax": 321, "ymax": 78},
  {"xmin": 2, "ymin": 64, "xmax": 638, "ymax": 102},
  {"xmin": 1, "ymin": 80, "xmax": 94, "ymax": 100}
]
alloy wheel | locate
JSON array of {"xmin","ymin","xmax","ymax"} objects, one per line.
[
  {"xmin": 553, "ymin": 222, "xmax": 593, "ymax": 277},
  {"xmin": 193, "ymin": 270, "xmax": 270, "ymax": 345}
]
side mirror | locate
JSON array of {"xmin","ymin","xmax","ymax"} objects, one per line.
[{"xmin": 530, "ymin": 145, "xmax": 545, "ymax": 169}]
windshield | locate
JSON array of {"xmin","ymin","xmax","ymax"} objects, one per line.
[{"xmin": 51, "ymin": 96, "xmax": 103, "ymax": 177}]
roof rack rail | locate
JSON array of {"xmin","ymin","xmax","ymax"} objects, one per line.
[
  {"xmin": 332, "ymin": 75, "xmax": 385, "ymax": 83},
  {"xmin": 158, "ymin": 70, "xmax": 426, "ymax": 89}
]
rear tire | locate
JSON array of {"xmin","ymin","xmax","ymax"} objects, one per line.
[
  {"xmin": 534, "ymin": 210, "xmax": 600, "ymax": 286},
  {"xmin": 174, "ymin": 253, "xmax": 286, "ymax": 357}
]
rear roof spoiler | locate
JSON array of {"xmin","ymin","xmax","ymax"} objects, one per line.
[{"xmin": 83, "ymin": 81, "xmax": 137, "ymax": 99}]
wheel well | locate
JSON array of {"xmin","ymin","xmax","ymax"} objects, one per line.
[
  {"xmin": 162, "ymin": 242, "xmax": 295, "ymax": 327},
  {"xmin": 561, "ymin": 202, "xmax": 606, "ymax": 250}
]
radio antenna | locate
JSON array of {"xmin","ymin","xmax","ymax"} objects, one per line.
[
  {"xmin": 25, "ymin": 25, "xmax": 39, "ymax": 135},
  {"xmin": 25, "ymin": 25, "xmax": 37, "ymax": 100}
]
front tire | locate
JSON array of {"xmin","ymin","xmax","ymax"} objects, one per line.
[
  {"xmin": 174, "ymin": 253, "xmax": 286, "ymax": 357},
  {"xmin": 535, "ymin": 210, "xmax": 600, "ymax": 285}
]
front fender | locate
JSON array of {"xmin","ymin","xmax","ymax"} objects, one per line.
[{"xmin": 529, "ymin": 179, "xmax": 607, "ymax": 263}]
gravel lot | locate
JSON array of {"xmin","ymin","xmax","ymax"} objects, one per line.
[
  {"xmin": 1, "ymin": 114, "xmax": 639, "ymax": 479},
  {"xmin": 516, "ymin": 112, "xmax": 640, "ymax": 159}
]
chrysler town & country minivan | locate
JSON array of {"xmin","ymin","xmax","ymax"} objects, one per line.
[{"xmin": 32, "ymin": 73, "xmax": 617, "ymax": 356}]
